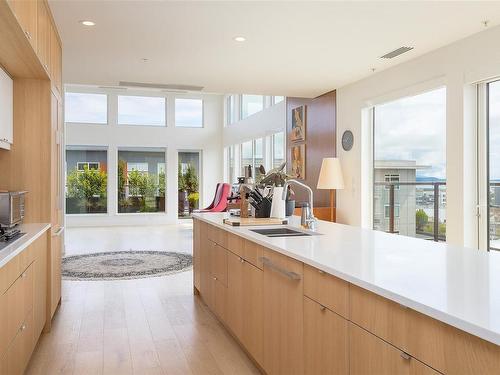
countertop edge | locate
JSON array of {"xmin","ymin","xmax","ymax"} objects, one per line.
[
  {"xmin": 0, "ymin": 223, "xmax": 52, "ymax": 269},
  {"xmin": 193, "ymin": 214, "xmax": 500, "ymax": 346}
]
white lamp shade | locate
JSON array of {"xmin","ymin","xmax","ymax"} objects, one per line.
[{"xmin": 317, "ymin": 157, "xmax": 345, "ymax": 190}]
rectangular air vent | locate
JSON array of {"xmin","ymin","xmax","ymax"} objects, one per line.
[
  {"xmin": 380, "ymin": 46, "xmax": 414, "ymax": 59},
  {"xmin": 119, "ymin": 81, "xmax": 204, "ymax": 91}
]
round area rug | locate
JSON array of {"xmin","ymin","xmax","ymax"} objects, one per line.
[{"xmin": 62, "ymin": 251, "xmax": 192, "ymax": 281}]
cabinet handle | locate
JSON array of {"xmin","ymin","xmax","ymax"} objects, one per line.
[
  {"xmin": 21, "ymin": 272, "xmax": 27, "ymax": 278},
  {"xmin": 54, "ymin": 227, "xmax": 64, "ymax": 236},
  {"xmin": 400, "ymin": 352, "xmax": 411, "ymax": 360},
  {"xmin": 20, "ymin": 323, "xmax": 26, "ymax": 331},
  {"xmin": 213, "ymin": 276, "xmax": 217, "ymax": 281},
  {"xmin": 320, "ymin": 304, "xmax": 326, "ymax": 312},
  {"xmin": 260, "ymin": 257, "xmax": 301, "ymax": 280},
  {"xmin": 239, "ymin": 257, "xmax": 245, "ymax": 263},
  {"xmin": 25, "ymin": 31, "xmax": 31, "ymax": 39},
  {"xmin": 318, "ymin": 269, "xmax": 325, "ymax": 274}
]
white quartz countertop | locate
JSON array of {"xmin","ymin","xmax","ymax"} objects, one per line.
[
  {"xmin": 0, "ymin": 223, "xmax": 51, "ymax": 268},
  {"xmin": 193, "ymin": 212, "xmax": 500, "ymax": 346}
]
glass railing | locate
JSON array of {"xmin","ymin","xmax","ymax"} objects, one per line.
[{"xmin": 373, "ymin": 181, "xmax": 446, "ymax": 241}]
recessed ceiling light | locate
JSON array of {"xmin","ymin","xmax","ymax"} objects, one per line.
[
  {"xmin": 80, "ymin": 20, "xmax": 95, "ymax": 26},
  {"xmin": 234, "ymin": 36, "xmax": 246, "ymax": 42}
]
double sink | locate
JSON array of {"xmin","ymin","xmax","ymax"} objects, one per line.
[{"xmin": 250, "ymin": 227, "xmax": 319, "ymax": 238}]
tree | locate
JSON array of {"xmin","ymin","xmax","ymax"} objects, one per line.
[
  {"xmin": 158, "ymin": 171, "xmax": 166, "ymax": 197},
  {"xmin": 178, "ymin": 163, "xmax": 187, "ymax": 192},
  {"xmin": 183, "ymin": 164, "xmax": 199, "ymax": 194},
  {"xmin": 416, "ymin": 209, "xmax": 429, "ymax": 231},
  {"xmin": 66, "ymin": 166, "xmax": 107, "ymax": 209},
  {"xmin": 117, "ymin": 159, "xmax": 127, "ymax": 200}
]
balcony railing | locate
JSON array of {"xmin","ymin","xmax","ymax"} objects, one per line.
[{"xmin": 373, "ymin": 181, "xmax": 446, "ymax": 242}]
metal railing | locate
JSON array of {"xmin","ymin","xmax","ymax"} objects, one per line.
[{"xmin": 374, "ymin": 181, "xmax": 446, "ymax": 242}]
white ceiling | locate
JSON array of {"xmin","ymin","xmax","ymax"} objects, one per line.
[{"xmin": 49, "ymin": 1, "xmax": 500, "ymax": 98}]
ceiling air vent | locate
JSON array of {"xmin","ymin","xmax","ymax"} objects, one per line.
[
  {"xmin": 119, "ymin": 81, "xmax": 204, "ymax": 91},
  {"xmin": 380, "ymin": 46, "xmax": 414, "ymax": 59}
]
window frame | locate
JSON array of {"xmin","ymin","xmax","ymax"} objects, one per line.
[
  {"xmin": 175, "ymin": 98, "xmax": 204, "ymax": 128},
  {"xmin": 239, "ymin": 94, "xmax": 265, "ymax": 120},
  {"xmin": 65, "ymin": 91, "xmax": 109, "ymax": 125},
  {"xmin": 117, "ymin": 94, "xmax": 167, "ymax": 127}
]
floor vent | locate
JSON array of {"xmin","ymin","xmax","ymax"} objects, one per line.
[{"xmin": 380, "ymin": 46, "xmax": 414, "ymax": 59}]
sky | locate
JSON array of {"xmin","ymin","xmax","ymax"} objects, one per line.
[{"xmin": 374, "ymin": 87, "xmax": 446, "ymax": 179}]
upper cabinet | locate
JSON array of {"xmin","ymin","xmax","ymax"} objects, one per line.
[
  {"xmin": 49, "ymin": 19, "xmax": 62, "ymax": 94},
  {"xmin": 36, "ymin": 0, "xmax": 50, "ymax": 73},
  {"xmin": 7, "ymin": 0, "xmax": 38, "ymax": 51},
  {"xmin": 0, "ymin": 67, "xmax": 13, "ymax": 149}
]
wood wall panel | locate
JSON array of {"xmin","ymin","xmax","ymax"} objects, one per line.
[{"xmin": 286, "ymin": 91, "xmax": 336, "ymax": 208}]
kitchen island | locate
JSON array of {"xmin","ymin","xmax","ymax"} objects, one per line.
[{"xmin": 193, "ymin": 212, "xmax": 500, "ymax": 375}]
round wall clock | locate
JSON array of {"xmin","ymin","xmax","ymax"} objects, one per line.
[{"xmin": 342, "ymin": 130, "xmax": 354, "ymax": 151}]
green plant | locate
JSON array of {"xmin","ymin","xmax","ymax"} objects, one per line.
[
  {"xmin": 158, "ymin": 171, "xmax": 166, "ymax": 197},
  {"xmin": 66, "ymin": 166, "xmax": 107, "ymax": 207},
  {"xmin": 416, "ymin": 209, "xmax": 428, "ymax": 231},
  {"xmin": 178, "ymin": 163, "xmax": 187, "ymax": 192},
  {"xmin": 188, "ymin": 192, "xmax": 199, "ymax": 208},
  {"xmin": 118, "ymin": 159, "xmax": 127, "ymax": 199},
  {"xmin": 128, "ymin": 169, "xmax": 144, "ymax": 197},
  {"xmin": 183, "ymin": 164, "xmax": 199, "ymax": 194}
]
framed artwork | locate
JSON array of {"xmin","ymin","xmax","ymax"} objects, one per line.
[
  {"xmin": 291, "ymin": 144, "xmax": 306, "ymax": 180},
  {"xmin": 291, "ymin": 105, "xmax": 306, "ymax": 142}
]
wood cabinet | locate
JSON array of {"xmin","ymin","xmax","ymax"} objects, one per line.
[
  {"xmin": 227, "ymin": 251, "xmax": 264, "ymax": 366},
  {"xmin": 304, "ymin": 296, "xmax": 348, "ymax": 375},
  {"xmin": 36, "ymin": 0, "xmax": 49, "ymax": 73},
  {"xmin": 262, "ymin": 248, "xmax": 303, "ymax": 375},
  {"xmin": 49, "ymin": 20, "xmax": 61, "ymax": 93},
  {"xmin": 7, "ymin": 0, "xmax": 37, "ymax": 51},
  {"xmin": 0, "ymin": 67, "xmax": 13, "ymax": 148},
  {"xmin": 193, "ymin": 219, "xmax": 202, "ymax": 291},
  {"xmin": 0, "ymin": 231, "xmax": 49, "ymax": 374}
]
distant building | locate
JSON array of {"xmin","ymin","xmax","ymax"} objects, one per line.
[{"xmin": 373, "ymin": 160, "xmax": 430, "ymax": 237}]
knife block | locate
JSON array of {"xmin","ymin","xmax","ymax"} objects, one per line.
[{"xmin": 254, "ymin": 198, "xmax": 272, "ymax": 218}]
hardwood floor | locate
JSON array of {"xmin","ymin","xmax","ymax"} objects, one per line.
[{"xmin": 24, "ymin": 224, "xmax": 261, "ymax": 375}]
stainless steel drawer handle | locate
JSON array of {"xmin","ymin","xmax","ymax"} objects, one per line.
[
  {"xmin": 54, "ymin": 227, "xmax": 64, "ymax": 236},
  {"xmin": 20, "ymin": 323, "xmax": 26, "ymax": 331},
  {"xmin": 21, "ymin": 272, "xmax": 27, "ymax": 278},
  {"xmin": 400, "ymin": 352, "xmax": 411, "ymax": 360},
  {"xmin": 260, "ymin": 257, "xmax": 301, "ymax": 280},
  {"xmin": 239, "ymin": 257, "xmax": 245, "ymax": 263},
  {"xmin": 213, "ymin": 276, "xmax": 217, "ymax": 281},
  {"xmin": 320, "ymin": 304, "xmax": 326, "ymax": 311}
]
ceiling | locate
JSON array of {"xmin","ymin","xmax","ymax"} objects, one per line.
[{"xmin": 49, "ymin": 1, "xmax": 500, "ymax": 98}]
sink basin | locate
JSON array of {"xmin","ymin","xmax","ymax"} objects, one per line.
[{"xmin": 250, "ymin": 228, "xmax": 313, "ymax": 237}]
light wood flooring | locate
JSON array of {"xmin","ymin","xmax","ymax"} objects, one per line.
[{"xmin": 24, "ymin": 224, "xmax": 261, "ymax": 375}]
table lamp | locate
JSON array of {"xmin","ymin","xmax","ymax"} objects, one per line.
[{"xmin": 317, "ymin": 157, "xmax": 344, "ymax": 222}]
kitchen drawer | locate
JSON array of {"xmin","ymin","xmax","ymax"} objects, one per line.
[
  {"xmin": 207, "ymin": 224, "xmax": 227, "ymax": 249},
  {"xmin": 303, "ymin": 264, "xmax": 349, "ymax": 318},
  {"xmin": 0, "ymin": 263, "xmax": 34, "ymax": 356},
  {"xmin": 227, "ymin": 232, "xmax": 244, "ymax": 257},
  {"xmin": 1, "ymin": 310, "xmax": 34, "ymax": 375},
  {"xmin": 0, "ymin": 246, "xmax": 36, "ymax": 295},
  {"xmin": 349, "ymin": 284, "xmax": 406, "ymax": 349},
  {"xmin": 243, "ymin": 240, "xmax": 263, "ymax": 270}
]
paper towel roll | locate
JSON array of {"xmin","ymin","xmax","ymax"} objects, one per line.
[{"xmin": 270, "ymin": 186, "xmax": 286, "ymax": 219}]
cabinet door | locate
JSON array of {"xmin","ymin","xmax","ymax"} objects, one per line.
[
  {"xmin": 349, "ymin": 322, "xmax": 410, "ymax": 375},
  {"xmin": 7, "ymin": 0, "xmax": 37, "ymax": 50},
  {"xmin": 193, "ymin": 219, "xmax": 201, "ymax": 291},
  {"xmin": 50, "ymin": 235, "xmax": 62, "ymax": 318},
  {"xmin": 304, "ymin": 296, "xmax": 348, "ymax": 375},
  {"xmin": 262, "ymin": 249, "xmax": 303, "ymax": 375},
  {"xmin": 4, "ymin": 311, "xmax": 34, "ymax": 375},
  {"xmin": 227, "ymin": 252, "xmax": 245, "ymax": 340},
  {"xmin": 49, "ymin": 21, "xmax": 62, "ymax": 93},
  {"xmin": 33, "ymin": 233, "xmax": 48, "ymax": 339},
  {"xmin": 36, "ymin": 0, "xmax": 50, "ymax": 72},
  {"xmin": 242, "ymin": 260, "xmax": 263, "ymax": 366},
  {"xmin": 200, "ymin": 240, "xmax": 215, "ymax": 309}
]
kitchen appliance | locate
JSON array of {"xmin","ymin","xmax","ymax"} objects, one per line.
[{"xmin": 0, "ymin": 191, "xmax": 27, "ymax": 228}]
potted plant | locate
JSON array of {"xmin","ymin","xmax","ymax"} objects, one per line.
[
  {"xmin": 258, "ymin": 162, "xmax": 296, "ymax": 216},
  {"xmin": 188, "ymin": 192, "xmax": 200, "ymax": 212},
  {"xmin": 178, "ymin": 163, "xmax": 187, "ymax": 215}
]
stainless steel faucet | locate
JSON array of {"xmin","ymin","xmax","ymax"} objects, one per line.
[{"xmin": 282, "ymin": 179, "xmax": 317, "ymax": 231}]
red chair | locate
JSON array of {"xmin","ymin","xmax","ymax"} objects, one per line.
[{"xmin": 195, "ymin": 183, "xmax": 231, "ymax": 212}]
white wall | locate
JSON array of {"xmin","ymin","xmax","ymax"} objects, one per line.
[
  {"xmin": 336, "ymin": 24, "xmax": 500, "ymax": 248},
  {"xmin": 65, "ymin": 86, "xmax": 224, "ymax": 227}
]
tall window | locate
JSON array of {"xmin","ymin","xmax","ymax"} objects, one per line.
[
  {"xmin": 118, "ymin": 95, "xmax": 166, "ymax": 126},
  {"xmin": 178, "ymin": 151, "xmax": 201, "ymax": 218},
  {"xmin": 273, "ymin": 96, "xmax": 285, "ymax": 105},
  {"xmin": 240, "ymin": 95, "xmax": 264, "ymax": 119},
  {"xmin": 228, "ymin": 145, "xmax": 235, "ymax": 183},
  {"xmin": 226, "ymin": 95, "xmax": 235, "ymax": 125},
  {"xmin": 117, "ymin": 149, "xmax": 166, "ymax": 213},
  {"xmin": 65, "ymin": 93, "xmax": 107, "ymax": 124},
  {"xmin": 254, "ymin": 138, "xmax": 264, "ymax": 180},
  {"xmin": 272, "ymin": 132, "xmax": 285, "ymax": 168},
  {"xmin": 175, "ymin": 99, "xmax": 203, "ymax": 127},
  {"xmin": 66, "ymin": 148, "xmax": 108, "ymax": 214},
  {"xmin": 373, "ymin": 87, "xmax": 446, "ymax": 241},
  {"xmin": 487, "ymin": 80, "xmax": 500, "ymax": 250},
  {"xmin": 241, "ymin": 141, "xmax": 253, "ymax": 175}
]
